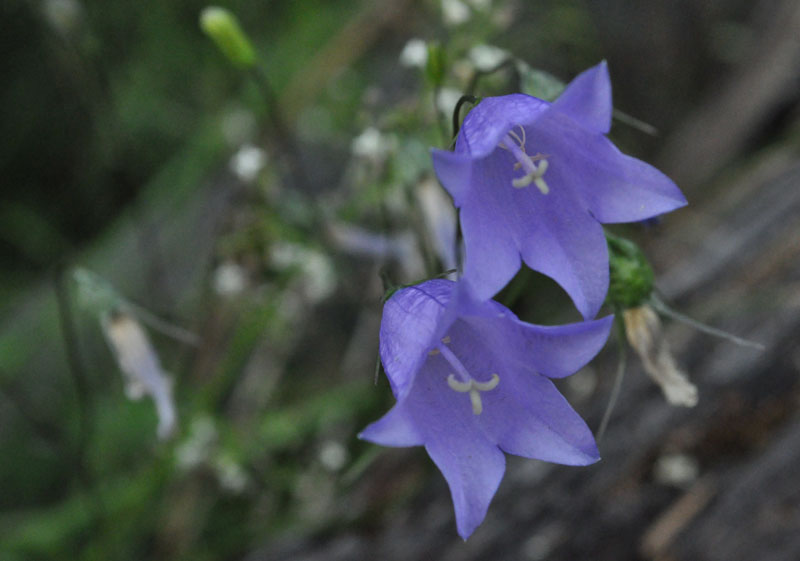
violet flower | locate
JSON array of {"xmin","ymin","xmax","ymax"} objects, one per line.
[
  {"xmin": 432, "ymin": 61, "xmax": 686, "ymax": 319},
  {"xmin": 360, "ymin": 279, "xmax": 613, "ymax": 538}
]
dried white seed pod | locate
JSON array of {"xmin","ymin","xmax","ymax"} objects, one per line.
[{"xmin": 623, "ymin": 305, "xmax": 698, "ymax": 407}]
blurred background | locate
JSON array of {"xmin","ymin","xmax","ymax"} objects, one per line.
[{"xmin": 1, "ymin": 0, "xmax": 799, "ymax": 559}]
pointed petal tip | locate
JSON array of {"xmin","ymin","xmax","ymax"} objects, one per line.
[
  {"xmin": 553, "ymin": 61, "xmax": 613, "ymax": 134},
  {"xmin": 457, "ymin": 524, "xmax": 476, "ymax": 541},
  {"xmin": 359, "ymin": 406, "xmax": 424, "ymax": 447},
  {"xmin": 575, "ymin": 448, "xmax": 602, "ymax": 466}
]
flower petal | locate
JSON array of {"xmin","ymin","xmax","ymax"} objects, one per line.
[
  {"xmin": 359, "ymin": 402, "xmax": 424, "ymax": 447},
  {"xmin": 482, "ymin": 374, "xmax": 600, "ymax": 465},
  {"xmin": 404, "ymin": 352, "xmax": 505, "ymax": 539},
  {"xmin": 459, "ymin": 195, "xmax": 522, "ymax": 301},
  {"xmin": 473, "ymin": 314, "xmax": 614, "ymax": 378},
  {"xmin": 426, "ymin": 438, "xmax": 505, "ymax": 540},
  {"xmin": 507, "ymin": 162, "xmax": 609, "ymax": 319},
  {"xmin": 379, "ymin": 280, "xmax": 454, "ymax": 398},
  {"xmin": 455, "ymin": 94, "xmax": 550, "ymax": 158},
  {"xmin": 536, "ymin": 111, "xmax": 687, "ymax": 222},
  {"xmin": 439, "ymin": 320, "xmax": 600, "ymax": 465},
  {"xmin": 552, "ymin": 61, "xmax": 612, "ymax": 134},
  {"xmin": 431, "ymin": 149, "xmax": 473, "ymax": 207},
  {"xmin": 578, "ymin": 140, "xmax": 687, "ymax": 223}
]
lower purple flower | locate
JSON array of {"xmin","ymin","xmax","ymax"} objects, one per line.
[{"xmin": 360, "ymin": 279, "xmax": 613, "ymax": 539}]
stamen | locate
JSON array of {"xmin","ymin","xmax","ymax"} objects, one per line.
[
  {"xmin": 499, "ymin": 127, "xmax": 551, "ymax": 195},
  {"xmin": 446, "ymin": 373, "xmax": 501, "ymax": 415},
  {"xmin": 429, "ymin": 335, "xmax": 452, "ymax": 355},
  {"xmin": 428, "ymin": 335, "xmax": 451, "ymax": 356}
]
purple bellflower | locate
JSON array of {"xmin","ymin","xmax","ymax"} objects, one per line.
[
  {"xmin": 432, "ymin": 61, "xmax": 687, "ymax": 319},
  {"xmin": 359, "ymin": 279, "xmax": 613, "ymax": 538}
]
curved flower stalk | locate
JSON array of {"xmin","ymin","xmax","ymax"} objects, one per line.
[
  {"xmin": 432, "ymin": 61, "xmax": 687, "ymax": 319},
  {"xmin": 360, "ymin": 279, "xmax": 613, "ymax": 538}
]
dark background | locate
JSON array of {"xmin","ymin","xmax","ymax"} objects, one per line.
[{"xmin": 1, "ymin": 0, "xmax": 799, "ymax": 559}]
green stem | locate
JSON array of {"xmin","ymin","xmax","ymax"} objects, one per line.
[{"xmin": 597, "ymin": 313, "xmax": 628, "ymax": 442}]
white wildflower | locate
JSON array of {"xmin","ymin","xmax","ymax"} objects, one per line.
[
  {"xmin": 213, "ymin": 261, "xmax": 247, "ymax": 296},
  {"xmin": 468, "ymin": 44, "xmax": 509, "ymax": 72},
  {"xmin": 229, "ymin": 143, "xmax": 267, "ymax": 182},
  {"xmin": 417, "ymin": 177, "xmax": 458, "ymax": 271},
  {"xmin": 42, "ymin": 0, "xmax": 82, "ymax": 36},
  {"xmin": 654, "ymin": 453, "xmax": 700, "ymax": 488},
  {"xmin": 269, "ymin": 242, "xmax": 336, "ymax": 303},
  {"xmin": 436, "ymin": 87, "xmax": 463, "ymax": 116},
  {"xmin": 441, "ymin": 0, "xmax": 471, "ymax": 25},
  {"xmin": 351, "ymin": 126, "xmax": 393, "ymax": 161},
  {"xmin": 175, "ymin": 416, "xmax": 218, "ymax": 470},
  {"xmin": 318, "ymin": 441, "xmax": 348, "ymax": 472},
  {"xmin": 399, "ymin": 38, "xmax": 428, "ymax": 68}
]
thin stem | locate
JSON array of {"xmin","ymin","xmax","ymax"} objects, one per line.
[
  {"xmin": 612, "ymin": 108, "xmax": 659, "ymax": 136},
  {"xmin": 432, "ymin": 85, "xmax": 449, "ymax": 145},
  {"xmin": 124, "ymin": 302, "xmax": 200, "ymax": 346},
  {"xmin": 597, "ymin": 315, "xmax": 628, "ymax": 442},
  {"xmin": 250, "ymin": 66, "xmax": 311, "ymax": 193},
  {"xmin": 452, "ymin": 94, "xmax": 477, "ymax": 141},
  {"xmin": 650, "ymin": 293, "xmax": 765, "ymax": 351},
  {"xmin": 54, "ymin": 263, "xmax": 93, "ymax": 480},
  {"xmin": 465, "ymin": 58, "xmax": 517, "ymax": 96}
]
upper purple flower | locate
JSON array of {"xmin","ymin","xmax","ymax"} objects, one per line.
[
  {"xmin": 360, "ymin": 279, "xmax": 613, "ymax": 539},
  {"xmin": 432, "ymin": 61, "xmax": 687, "ymax": 319}
]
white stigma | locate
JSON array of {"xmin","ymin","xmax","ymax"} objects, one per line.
[
  {"xmin": 447, "ymin": 373, "xmax": 500, "ymax": 415},
  {"xmin": 499, "ymin": 126, "xmax": 550, "ymax": 194},
  {"xmin": 435, "ymin": 338, "xmax": 501, "ymax": 415}
]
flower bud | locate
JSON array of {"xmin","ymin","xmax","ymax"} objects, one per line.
[
  {"xmin": 200, "ymin": 7, "xmax": 256, "ymax": 69},
  {"xmin": 425, "ymin": 42, "xmax": 447, "ymax": 87}
]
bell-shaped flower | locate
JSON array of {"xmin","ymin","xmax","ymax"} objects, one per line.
[
  {"xmin": 360, "ymin": 279, "xmax": 613, "ymax": 539},
  {"xmin": 432, "ymin": 61, "xmax": 687, "ymax": 319}
]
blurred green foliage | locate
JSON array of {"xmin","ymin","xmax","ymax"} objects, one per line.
[{"xmin": 0, "ymin": 0, "xmax": 631, "ymax": 559}]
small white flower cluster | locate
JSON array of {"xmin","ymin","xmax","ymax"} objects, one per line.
[
  {"xmin": 175, "ymin": 416, "xmax": 249, "ymax": 493},
  {"xmin": 399, "ymin": 38, "xmax": 429, "ymax": 68},
  {"xmin": 270, "ymin": 242, "xmax": 336, "ymax": 303},
  {"xmin": 351, "ymin": 127, "xmax": 395, "ymax": 162},
  {"xmin": 213, "ymin": 261, "xmax": 248, "ymax": 297},
  {"xmin": 468, "ymin": 44, "xmax": 509, "ymax": 72},
  {"xmin": 441, "ymin": 0, "xmax": 492, "ymax": 26},
  {"xmin": 229, "ymin": 143, "xmax": 267, "ymax": 183}
]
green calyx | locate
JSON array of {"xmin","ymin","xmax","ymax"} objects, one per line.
[{"xmin": 606, "ymin": 232, "xmax": 654, "ymax": 309}]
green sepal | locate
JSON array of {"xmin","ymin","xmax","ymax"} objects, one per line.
[{"xmin": 606, "ymin": 232, "xmax": 654, "ymax": 309}]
